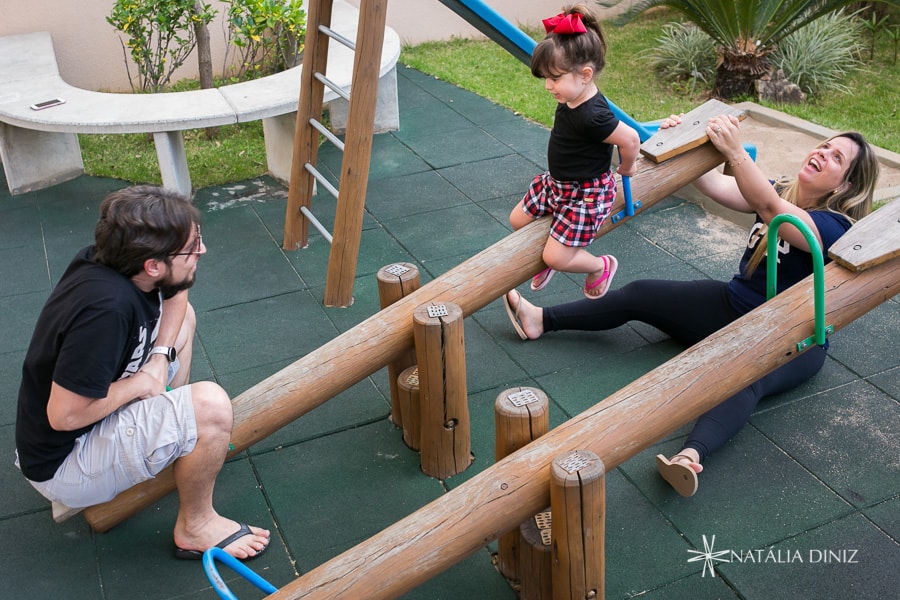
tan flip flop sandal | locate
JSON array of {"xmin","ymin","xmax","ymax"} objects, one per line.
[{"xmin": 656, "ymin": 453, "xmax": 700, "ymax": 497}]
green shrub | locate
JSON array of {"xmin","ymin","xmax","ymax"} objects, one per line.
[
  {"xmin": 642, "ymin": 21, "xmax": 716, "ymax": 90},
  {"xmin": 222, "ymin": 0, "xmax": 307, "ymax": 80},
  {"xmin": 772, "ymin": 10, "xmax": 865, "ymax": 96},
  {"xmin": 107, "ymin": 0, "xmax": 216, "ymax": 92}
]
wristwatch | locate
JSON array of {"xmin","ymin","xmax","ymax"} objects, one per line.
[{"xmin": 149, "ymin": 346, "xmax": 177, "ymax": 363}]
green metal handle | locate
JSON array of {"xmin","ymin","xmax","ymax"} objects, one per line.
[{"xmin": 766, "ymin": 214, "xmax": 833, "ymax": 349}]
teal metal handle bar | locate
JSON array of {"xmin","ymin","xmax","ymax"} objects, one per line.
[
  {"xmin": 766, "ymin": 213, "xmax": 833, "ymax": 350},
  {"xmin": 203, "ymin": 547, "xmax": 278, "ymax": 600}
]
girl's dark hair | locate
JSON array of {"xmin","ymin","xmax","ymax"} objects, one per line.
[
  {"xmin": 531, "ymin": 4, "xmax": 607, "ymax": 79},
  {"xmin": 93, "ymin": 185, "xmax": 200, "ymax": 277}
]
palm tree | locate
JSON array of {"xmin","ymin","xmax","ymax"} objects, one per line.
[{"xmin": 599, "ymin": 0, "xmax": 900, "ymax": 98}]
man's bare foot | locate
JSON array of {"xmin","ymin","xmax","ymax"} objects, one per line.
[
  {"xmin": 174, "ymin": 515, "xmax": 270, "ymax": 560},
  {"xmin": 504, "ymin": 290, "xmax": 544, "ymax": 340}
]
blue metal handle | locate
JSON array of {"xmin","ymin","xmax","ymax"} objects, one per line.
[
  {"xmin": 766, "ymin": 214, "xmax": 832, "ymax": 349},
  {"xmin": 203, "ymin": 547, "xmax": 278, "ymax": 600},
  {"xmin": 622, "ymin": 176, "xmax": 634, "ymax": 217}
]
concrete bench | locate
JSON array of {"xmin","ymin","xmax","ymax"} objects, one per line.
[{"xmin": 0, "ymin": 0, "xmax": 400, "ymax": 196}]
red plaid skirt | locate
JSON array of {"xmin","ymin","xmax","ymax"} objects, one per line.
[{"xmin": 521, "ymin": 171, "xmax": 616, "ymax": 247}]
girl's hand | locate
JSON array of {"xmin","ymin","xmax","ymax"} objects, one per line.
[
  {"xmin": 617, "ymin": 161, "xmax": 637, "ymax": 177},
  {"xmin": 659, "ymin": 113, "xmax": 683, "ymax": 129}
]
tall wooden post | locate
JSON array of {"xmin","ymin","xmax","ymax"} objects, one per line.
[
  {"xmin": 377, "ymin": 263, "xmax": 420, "ymax": 427},
  {"xmin": 550, "ymin": 451, "xmax": 605, "ymax": 600},
  {"xmin": 414, "ymin": 302, "xmax": 471, "ymax": 478},
  {"xmin": 323, "ymin": 0, "xmax": 389, "ymax": 306}
]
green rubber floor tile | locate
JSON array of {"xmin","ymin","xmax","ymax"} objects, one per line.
[
  {"xmin": 366, "ymin": 132, "xmax": 434, "ymax": 181},
  {"xmin": 479, "ymin": 118, "xmax": 549, "ymax": 168},
  {"xmin": 0, "ymin": 202, "xmax": 42, "ymax": 251},
  {"xmin": 862, "ymin": 496, "xmax": 900, "ymax": 540},
  {"xmin": 751, "ymin": 380, "xmax": 900, "ymax": 507},
  {"xmin": 438, "ymin": 153, "xmax": 539, "ymax": 202},
  {"xmin": 1, "ymin": 290, "xmax": 45, "ymax": 353},
  {"xmin": 0, "ymin": 350, "xmax": 25, "ymax": 424},
  {"xmin": 630, "ymin": 573, "xmax": 740, "ymax": 599},
  {"xmin": 0, "ymin": 424, "xmax": 50, "ymax": 514},
  {"xmin": 365, "ymin": 169, "xmax": 478, "ymax": 222},
  {"xmin": 397, "ymin": 548, "xmax": 517, "ymax": 599},
  {"xmin": 1, "ymin": 244, "xmax": 53, "ymax": 298},
  {"xmin": 188, "ymin": 205, "xmax": 305, "ymax": 312},
  {"xmin": 866, "ymin": 365, "xmax": 900, "ymax": 397},
  {"xmin": 475, "ymin": 192, "xmax": 521, "ymax": 227},
  {"xmin": 402, "ymin": 126, "xmax": 514, "ymax": 170},
  {"xmin": 716, "ymin": 513, "xmax": 900, "ymax": 599},
  {"xmin": 197, "ymin": 290, "xmax": 339, "ymax": 376},
  {"xmin": 826, "ymin": 301, "xmax": 900, "ymax": 377},
  {"xmin": 534, "ymin": 340, "xmax": 683, "ymax": 419},
  {"xmin": 393, "ymin": 101, "xmax": 478, "ymax": 141},
  {"xmin": 246, "ymin": 377, "xmax": 390, "ymax": 455},
  {"xmin": 381, "ymin": 203, "xmax": 510, "ymax": 264},
  {"xmin": 629, "ymin": 200, "xmax": 746, "ymax": 261},
  {"xmin": 624, "ymin": 430, "xmax": 852, "ymax": 552},
  {"xmin": 604, "ymin": 470, "xmax": 707, "ymax": 598},
  {"xmin": 252, "ymin": 420, "xmax": 445, "ymax": 570},
  {"xmin": 0, "ymin": 512, "xmax": 99, "ymax": 599},
  {"xmin": 455, "ymin": 318, "xmax": 530, "ymax": 394}
]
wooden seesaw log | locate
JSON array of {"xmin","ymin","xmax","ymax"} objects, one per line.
[
  {"xmin": 82, "ymin": 143, "xmax": 725, "ymax": 532},
  {"xmin": 267, "ymin": 249, "xmax": 898, "ymax": 600}
]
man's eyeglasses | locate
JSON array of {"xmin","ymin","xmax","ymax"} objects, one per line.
[{"xmin": 171, "ymin": 225, "xmax": 203, "ymax": 256}]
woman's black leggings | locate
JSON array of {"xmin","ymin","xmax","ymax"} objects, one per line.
[{"xmin": 542, "ymin": 279, "xmax": 827, "ymax": 461}]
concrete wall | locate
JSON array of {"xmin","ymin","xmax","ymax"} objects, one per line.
[{"xmin": 0, "ymin": 1, "xmax": 633, "ymax": 92}]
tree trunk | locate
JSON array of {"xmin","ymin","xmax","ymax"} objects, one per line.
[
  {"xmin": 193, "ymin": 1, "xmax": 218, "ymax": 140},
  {"xmin": 713, "ymin": 48, "xmax": 772, "ymax": 100}
]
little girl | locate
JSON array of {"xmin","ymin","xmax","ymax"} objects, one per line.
[{"xmin": 510, "ymin": 4, "xmax": 639, "ymax": 299}]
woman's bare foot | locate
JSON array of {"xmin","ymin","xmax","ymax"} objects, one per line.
[
  {"xmin": 503, "ymin": 290, "xmax": 544, "ymax": 340},
  {"xmin": 174, "ymin": 515, "xmax": 270, "ymax": 560}
]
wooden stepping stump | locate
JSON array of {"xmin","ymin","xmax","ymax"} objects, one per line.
[
  {"xmin": 494, "ymin": 387, "xmax": 550, "ymax": 583},
  {"xmin": 640, "ymin": 98, "xmax": 746, "ymax": 163},
  {"xmin": 377, "ymin": 262, "xmax": 420, "ymax": 428},
  {"xmin": 551, "ymin": 450, "xmax": 606, "ymax": 600},
  {"xmin": 519, "ymin": 509, "xmax": 553, "ymax": 600},
  {"xmin": 413, "ymin": 302, "xmax": 472, "ymax": 479},
  {"xmin": 396, "ymin": 366, "xmax": 421, "ymax": 451}
]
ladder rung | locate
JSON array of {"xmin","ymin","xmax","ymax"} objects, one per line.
[
  {"xmin": 299, "ymin": 206, "xmax": 333, "ymax": 244},
  {"xmin": 310, "ymin": 118, "xmax": 345, "ymax": 152},
  {"xmin": 314, "ymin": 72, "xmax": 351, "ymax": 102},
  {"xmin": 318, "ymin": 24, "xmax": 356, "ymax": 51},
  {"xmin": 304, "ymin": 163, "xmax": 340, "ymax": 199}
]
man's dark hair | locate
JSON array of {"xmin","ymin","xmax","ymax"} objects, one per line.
[{"xmin": 93, "ymin": 185, "xmax": 200, "ymax": 277}]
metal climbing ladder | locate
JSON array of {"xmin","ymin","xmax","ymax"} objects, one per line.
[{"xmin": 283, "ymin": 0, "xmax": 389, "ymax": 307}]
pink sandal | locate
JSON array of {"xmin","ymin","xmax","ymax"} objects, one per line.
[
  {"xmin": 583, "ymin": 255, "xmax": 618, "ymax": 299},
  {"xmin": 530, "ymin": 267, "xmax": 555, "ymax": 291}
]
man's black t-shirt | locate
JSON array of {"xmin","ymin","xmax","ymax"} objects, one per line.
[{"xmin": 16, "ymin": 247, "xmax": 162, "ymax": 481}]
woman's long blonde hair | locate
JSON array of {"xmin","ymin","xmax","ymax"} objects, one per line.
[{"xmin": 744, "ymin": 131, "xmax": 879, "ymax": 276}]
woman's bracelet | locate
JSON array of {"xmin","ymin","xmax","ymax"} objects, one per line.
[{"xmin": 728, "ymin": 153, "xmax": 751, "ymax": 167}]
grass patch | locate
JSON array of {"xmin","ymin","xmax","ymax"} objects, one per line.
[{"xmin": 81, "ymin": 10, "xmax": 899, "ymax": 188}]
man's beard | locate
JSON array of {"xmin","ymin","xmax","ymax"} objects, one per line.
[{"xmin": 159, "ymin": 271, "xmax": 196, "ymax": 297}]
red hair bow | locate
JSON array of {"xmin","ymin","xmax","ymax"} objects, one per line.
[{"xmin": 542, "ymin": 12, "xmax": 587, "ymax": 35}]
